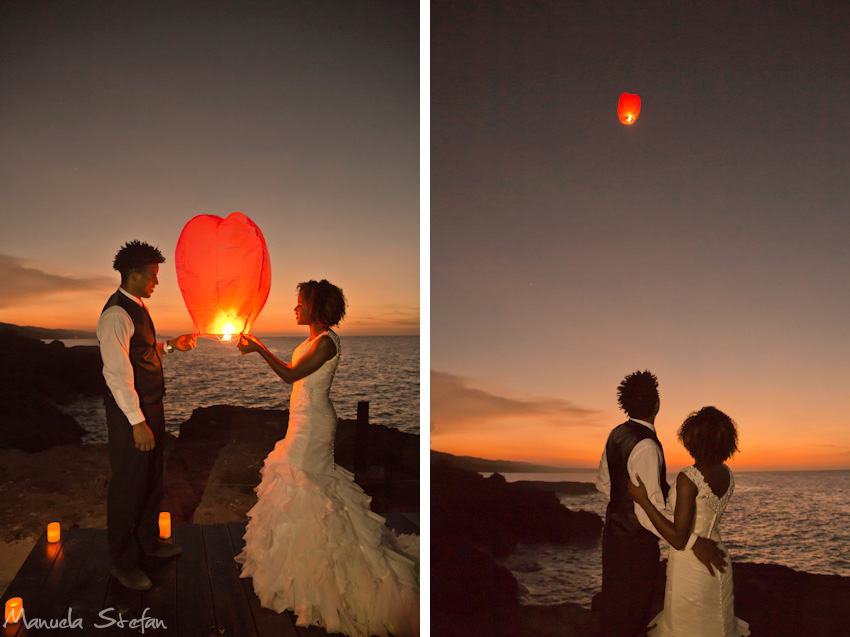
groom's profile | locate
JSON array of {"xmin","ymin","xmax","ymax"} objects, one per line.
[
  {"xmin": 96, "ymin": 240, "xmax": 196, "ymax": 590},
  {"xmin": 595, "ymin": 370, "xmax": 726, "ymax": 636}
]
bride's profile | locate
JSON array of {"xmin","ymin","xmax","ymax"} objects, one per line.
[
  {"xmin": 234, "ymin": 279, "xmax": 419, "ymax": 636},
  {"xmin": 629, "ymin": 406, "xmax": 749, "ymax": 636}
]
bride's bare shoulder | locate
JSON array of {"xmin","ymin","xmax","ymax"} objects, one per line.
[{"xmin": 676, "ymin": 470, "xmax": 698, "ymax": 494}]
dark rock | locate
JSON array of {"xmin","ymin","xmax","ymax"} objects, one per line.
[
  {"xmin": 431, "ymin": 458, "xmax": 602, "ymax": 558},
  {"xmin": 0, "ymin": 393, "xmax": 86, "ymax": 453},
  {"xmin": 733, "ymin": 562, "xmax": 850, "ymax": 636},
  {"xmin": 0, "ymin": 331, "xmax": 103, "ymax": 451},
  {"xmin": 431, "ymin": 539, "xmax": 520, "ymax": 615},
  {"xmin": 161, "ymin": 405, "xmax": 419, "ymax": 523},
  {"xmin": 431, "ymin": 456, "xmax": 603, "ymax": 634}
]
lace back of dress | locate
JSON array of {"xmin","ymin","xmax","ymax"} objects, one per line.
[{"xmin": 684, "ymin": 465, "xmax": 734, "ymax": 539}]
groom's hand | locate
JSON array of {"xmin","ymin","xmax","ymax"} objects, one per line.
[
  {"xmin": 173, "ymin": 334, "xmax": 197, "ymax": 351},
  {"xmin": 132, "ymin": 421, "xmax": 156, "ymax": 451},
  {"xmin": 692, "ymin": 536, "xmax": 727, "ymax": 576}
]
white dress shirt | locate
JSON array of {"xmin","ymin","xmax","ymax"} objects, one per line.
[
  {"xmin": 96, "ymin": 287, "xmax": 169, "ymax": 426},
  {"xmin": 596, "ymin": 418, "xmax": 697, "ymax": 549}
]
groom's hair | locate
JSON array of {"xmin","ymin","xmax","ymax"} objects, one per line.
[
  {"xmin": 617, "ymin": 370, "xmax": 659, "ymax": 420},
  {"xmin": 678, "ymin": 406, "xmax": 739, "ymax": 463},
  {"xmin": 113, "ymin": 240, "xmax": 165, "ymax": 283}
]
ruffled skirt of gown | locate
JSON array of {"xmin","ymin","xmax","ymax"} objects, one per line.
[{"xmin": 235, "ymin": 438, "xmax": 420, "ymax": 637}]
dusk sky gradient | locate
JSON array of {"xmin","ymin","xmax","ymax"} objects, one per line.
[
  {"xmin": 1, "ymin": 1, "xmax": 419, "ymax": 336},
  {"xmin": 431, "ymin": 2, "xmax": 850, "ymax": 470}
]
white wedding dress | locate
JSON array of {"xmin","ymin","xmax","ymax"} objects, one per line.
[
  {"xmin": 236, "ymin": 330, "xmax": 420, "ymax": 636},
  {"xmin": 648, "ymin": 464, "xmax": 749, "ymax": 636}
]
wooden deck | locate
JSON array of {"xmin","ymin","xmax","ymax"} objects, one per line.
[{"xmin": 2, "ymin": 515, "xmax": 419, "ymax": 636}]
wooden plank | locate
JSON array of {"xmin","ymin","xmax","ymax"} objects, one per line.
[
  {"xmin": 101, "ymin": 574, "xmax": 143, "ymax": 628},
  {"xmin": 26, "ymin": 528, "xmax": 95, "ymax": 617},
  {"xmin": 202, "ymin": 524, "xmax": 257, "ymax": 636},
  {"xmin": 225, "ymin": 522, "xmax": 299, "ymax": 637},
  {"xmin": 1, "ymin": 532, "xmax": 63, "ymax": 637},
  {"xmin": 383, "ymin": 513, "xmax": 419, "ymax": 536},
  {"xmin": 62, "ymin": 529, "xmax": 112, "ymax": 631},
  {"xmin": 14, "ymin": 528, "xmax": 95, "ymax": 636},
  {"xmin": 139, "ymin": 535, "xmax": 179, "ymax": 634},
  {"xmin": 173, "ymin": 523, "xmax": 217, "ymax": 637},
  {"xmin": 402, "ymin": 513, "xmax": 420, "ymax": 532}
]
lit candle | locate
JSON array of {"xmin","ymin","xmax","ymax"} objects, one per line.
[
  {"xmin": 159, "ymin": 512, "xmax": 171, "ymax": 539},
  {"xmin": 47, "ymin": 522, "xmax": 60, "ymax": 543},
  {"xmin": 5, "ymin": 597, "xmax": 23, "ymax": 624}
]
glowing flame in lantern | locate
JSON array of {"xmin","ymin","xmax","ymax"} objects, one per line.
[
  {"xmin": 175, "ymin": 212, "xmax": 271, "ymax": 342},
  {"xmin": 220, "ymin": 321, "xmax": 237, "ymax": 342}
]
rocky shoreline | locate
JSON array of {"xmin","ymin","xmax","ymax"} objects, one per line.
[
  {"xmin": 0, "ymin": 330, "xmax": 420, "ymax": 595},
  {"xmin": 430, "ymin": 455, "xmax": 850, "ymax": 636},
  {"xmin": 0, "ymin": 405, "xmax": 419, "ymax": 542}
]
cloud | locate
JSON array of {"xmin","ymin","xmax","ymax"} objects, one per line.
[
  {"xmin": 0, "ymin": 254, "xmax": 113, "ymax": 308},
  {"xmin": 431, "ymin": 370, "xmax": 601, "ymax": 433},
  {"xmin": 348, "ymin": 305, "xmax": 420, "ymax": 331}
]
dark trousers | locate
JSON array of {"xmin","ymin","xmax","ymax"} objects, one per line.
[
  {"xmin": 600, "ymin": 532, "xmax": 661, "ymax": 637},
  {"xmin": 105, "ymin": 395, "xmax": 165, "ymax": 568}
]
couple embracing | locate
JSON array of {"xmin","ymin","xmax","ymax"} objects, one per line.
[
  {"xmin": 596, "ymin": 370, "xmax": 750, "ymax": 636},
  {"xmin": 96, "ymin": 240, "xmax": 419, "ymax": 637}
]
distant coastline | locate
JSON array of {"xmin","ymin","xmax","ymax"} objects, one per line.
[
  {"xmin": 0, "ymin": 322, "xmax": 418, "ymax": 341},
  {"xmin": 0, "ymin": 322, "xmax": 95, "ymax": 340},
  {"xmin": 431, "ymin": 449, "xmax": 591, "ymax": 474}
]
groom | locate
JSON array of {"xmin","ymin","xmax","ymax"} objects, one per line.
[
  {"xmin": 97, "ymin": 240, "xmax": 196, "ymax": 590},
  {"xmin": 596, "ymin": 370, "xmax": 726, "ymax": 636}
]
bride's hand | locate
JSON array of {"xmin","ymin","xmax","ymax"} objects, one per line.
[
  {"xmin": 627, "ymin": 474, "xmax": 651, "ymax": 506},
  {"xmin": 237, "ymin": 334, "xmax": 262, "ymax": 355}
]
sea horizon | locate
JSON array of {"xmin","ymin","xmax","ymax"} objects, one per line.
[
  {"xmin": 51, "ymin": 335, "xmax": 420, "ymax": 442},
  {"xmin": 481, "ymin": 469, "xmax": 850, "ymax": 607}
]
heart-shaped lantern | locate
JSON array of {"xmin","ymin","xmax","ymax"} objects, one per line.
[
  {"xmin": 618, "ymin": 93, "xmax": 641, "ymax": 125},
  {"xmin": 175, "ymin": 212, "xmax": 271, "ymax": 342}
]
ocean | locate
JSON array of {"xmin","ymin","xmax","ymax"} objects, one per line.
[
  {"xmin": 54, "ymin": 335, "xmax": 419, "ymax": 443},
  {"xmin": 484, "ymin": 470, "xmax": 850, "ymax": 608}
]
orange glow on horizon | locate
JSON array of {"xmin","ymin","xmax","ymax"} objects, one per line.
[
  {"xmin": 432, "ymin": 436, "xmax": 850, "ymax": 472},
  {"xmin": 432, "ymin": 424, "xmax": 850, "ymax": 472}
]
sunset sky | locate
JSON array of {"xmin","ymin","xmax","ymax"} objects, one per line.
[
  {"xmin": 431, "ymin": 2, "xmax": 850, "ymax": 471},
  {"xmin": 0, "ymin": 1, "xmax": 419, "ymax": 336}
]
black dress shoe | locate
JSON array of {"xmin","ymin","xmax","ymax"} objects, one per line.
[
  {"xmin": 143, "ymin": 540, "xmax": 182, "ymax": 558},
  {"xmin": 109, "ymin": 564, "xmax": 152, "ymax": 591}
]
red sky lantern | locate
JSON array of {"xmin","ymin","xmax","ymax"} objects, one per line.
[
  {"xmin": 618, "ymin": 93, "xmax": 641, "ymax": 125},
  {"xmin": 175, "ymin": 212, "xmax": 271, "ymax": 342}
]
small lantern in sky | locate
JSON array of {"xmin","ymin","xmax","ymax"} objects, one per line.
[
  {"xmin": 47, "ymin": 522, "xmax": 60, "ymax": 543},
  {"xmin": 618, "ymin": 93, "xmax": 641, "ymax": 125},
  {"xmin": 176, "ymin": 212, "xmax": 272, "ymax": 342}
]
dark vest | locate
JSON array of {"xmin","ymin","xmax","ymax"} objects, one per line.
[
  {"xmin": 102, "ymin": 290, "xmax": 165, "ymax": 405},
  {"xmin": 603, "ymin": 420, "xmax": 669, "ymax": 540}
]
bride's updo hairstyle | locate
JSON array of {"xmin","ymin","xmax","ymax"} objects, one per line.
[
  {"xmin": 678, "ymin": 406, "xmax": 739, "ymax": 464},
  {"xmin": 297, "ymin": 280, "xmax": 347, "ymax": 327}
]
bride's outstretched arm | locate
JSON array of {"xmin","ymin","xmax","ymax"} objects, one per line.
[
  {"xmin": 628, "ymin": 472, "xmax": 697, "ymax": 550},
  {"xmin": 237, "ymin": 334, "xmax": 336, "ymax": 384}
]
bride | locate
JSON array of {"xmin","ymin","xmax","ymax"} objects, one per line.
[
  {"xmin": 628, "ymin": 406, "xmax": 749, "ymax": 637},
  {"xmin": 234, "ymin": 280, "xmax": 419, "ymax": 636}
]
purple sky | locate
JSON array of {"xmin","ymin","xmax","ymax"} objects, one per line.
[
  {"xmin": 0, "ymin": 1, "xmax": 419, "ymax": 335},
  {"xmin": 431, "ymin": 1, "xmax": 850, "ymax": 469}
]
